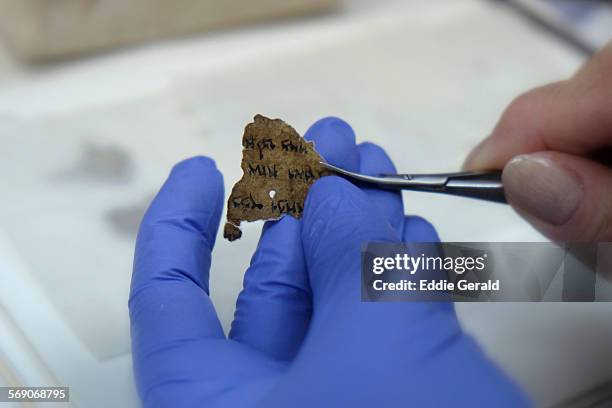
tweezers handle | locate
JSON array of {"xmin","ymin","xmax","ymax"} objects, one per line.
[
  {"xmin": 391, "ymin": 171, "xmax": 507, "ymax": 204},
  {"xmin": 320, "ymin": 162, "xmax": 507, "ymax": 204},
  {"xmin": 441, "ymin": 171, "xmax": 506, "ymax": 203}
]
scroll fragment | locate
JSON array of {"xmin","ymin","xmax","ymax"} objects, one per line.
[{"xmin": 224, "ymin": 115, "xmax": 329, "ymax": 241}]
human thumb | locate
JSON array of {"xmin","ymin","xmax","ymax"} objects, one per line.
[
  {"xmin": 301, "ymin": 176, "xmax": 399, "ymax": 305},
  {"xmin": 502, "ymin": 151, "xmax": 612, "ymax": 241}
]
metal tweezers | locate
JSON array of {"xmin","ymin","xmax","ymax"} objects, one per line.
[{"xmin": 320, "ymin": 162, "xmax": 507, "ymax": 204}]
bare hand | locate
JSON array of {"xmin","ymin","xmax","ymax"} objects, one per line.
[{"xmin": 464, "ymin": 42, "xmax": 612, "ymax": 241}]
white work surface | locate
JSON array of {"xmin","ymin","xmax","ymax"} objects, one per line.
[{"xmin": 0, "ymin": 1, "xmax": 610, "ymax": 407}]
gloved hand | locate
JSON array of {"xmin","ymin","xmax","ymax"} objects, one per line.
[{"xmin": 129, "ymin": 117, "xmax": 529, "ymax": 407}]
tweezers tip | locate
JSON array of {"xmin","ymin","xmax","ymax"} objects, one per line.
[{"xmin": 320, "ymin": 161, "xmax": 344, "ymax": 174}]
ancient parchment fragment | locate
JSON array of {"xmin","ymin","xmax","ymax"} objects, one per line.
[{"xmin": 224, "ymin": 115, "xmax": 329, "ymax": 241}]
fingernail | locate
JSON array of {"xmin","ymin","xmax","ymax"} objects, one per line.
[{"xmin": 503, "ymin": 155, "xmax": 583, "ymax": 225}]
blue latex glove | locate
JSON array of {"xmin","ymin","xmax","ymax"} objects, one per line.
[{"xmin": 129, "ymin": 117, "xmax": 529, "ymax": 407}]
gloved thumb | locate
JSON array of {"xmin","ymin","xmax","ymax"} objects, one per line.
[
  {"xmin": 301, "ymin": 176, "xmax": 399, "ymax": 305},
  {"xmin": 266, "ymin": 176, "xmax": 529, "ymax": 408},
  {"xmin": 502, "ymin": 151, "xmax": 612, "ymax": 241}
]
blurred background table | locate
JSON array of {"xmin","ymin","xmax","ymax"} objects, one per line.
[{"xmin": 0, "ymin": 1, "xmax": 610, "ymax": 406}]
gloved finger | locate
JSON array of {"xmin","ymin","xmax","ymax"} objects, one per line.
[
  {"xmin": 130, "ymin": 156, "xmax": 225, "ymax": 372},
  {"xmin": 306, "ymin": 116, "xmax": 360, "ymax": 171},
  {"xmin": 301, "ymin": 176, "xmax": 399, "ymax": 304},
  {"xmin": 358, "ymin": 142, "xmax": 440, "ymax": 242},
  {"xmin": 301, "ymin": 176, "xmax": 452, "ymax": 330},
  {"xmin": 502, "ymin": 151, "xmax": 612, "ymax": 241},
  {"xmin": 229, "ymin": 216, "xmax": 309, "ymax": 361},
  {"xmin": 229, "ymin": 117, "xmax": 360, "ymax": 360},
  {"xmin": 401, "ymin": 215, "xmax": 440, "ymax": 242},
  {"xmin": 357, "ymin": 142, "xmax": 404, "ymax": 230}
]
